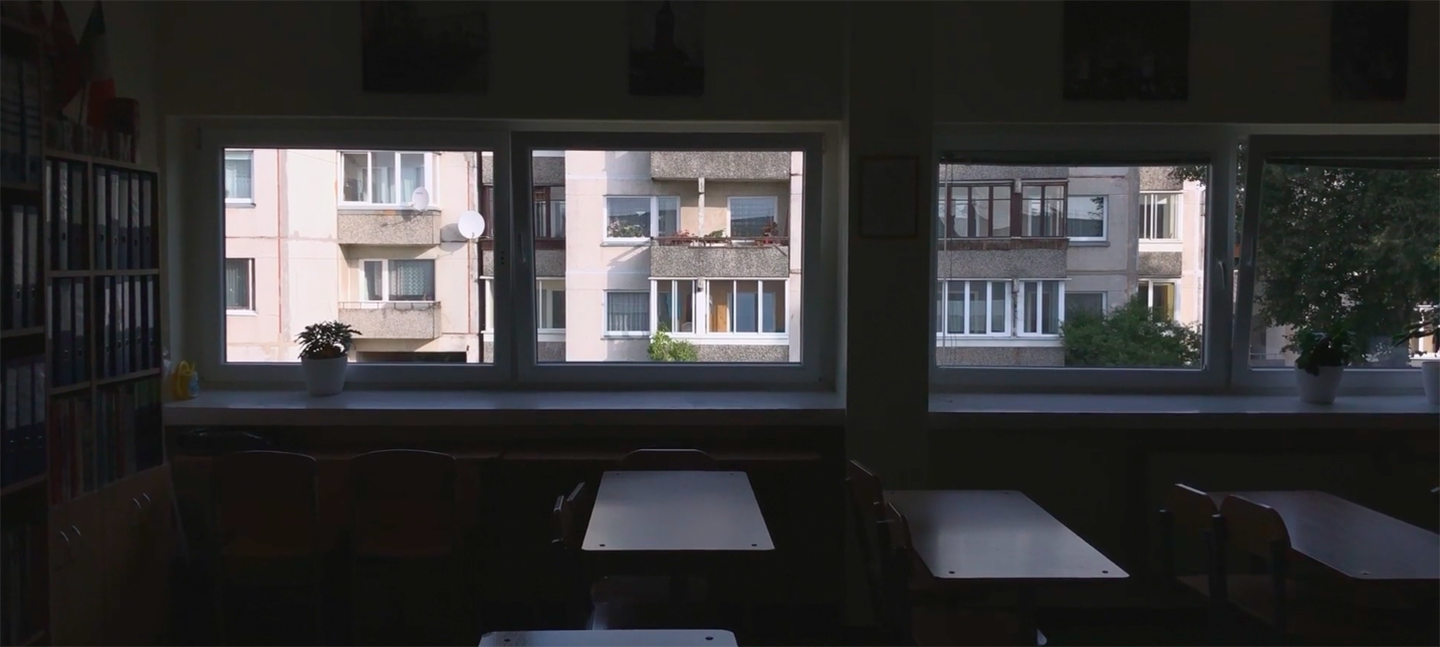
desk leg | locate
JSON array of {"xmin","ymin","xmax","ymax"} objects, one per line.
[{"xmin": 1017, "ymin": 585, "xmax": 1038, "ymax": 647}]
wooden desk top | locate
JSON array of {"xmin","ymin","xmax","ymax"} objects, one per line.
[
  {"xmin": 1216, "ymin": 490, "xmax": 1440, "ymax": 581},
  {"xmin": 582, "ymin": 471, "xmax": 774, "ymax": 552},
  {"xmin": 479, "ymin": 629, "xmax": 737, "ymax": 646},
  {"xmin": 886, "ymin": 490, "xmax": 1128, "ymax": 581}
]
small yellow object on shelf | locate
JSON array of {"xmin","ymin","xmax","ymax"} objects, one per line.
[{"xmin": 169, "ymin": 360, "xmax": 199, "ymax": 400}]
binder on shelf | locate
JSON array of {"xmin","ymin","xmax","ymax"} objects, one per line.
[
  {"xmin": 145, "ymin": 276, "xmax": 156, "ymax": 369},
  {"xmin": 2, "ymin": 359, "xmax": 17, "ymax": 483},
  {"xmin": 109, "ymin": 169, "xmax": 120, "ymax": 271},
  {"xmin": 74, "ymin": 278, "xmax": 86, "ymax": 383},
  {"xmin": 128, "ymin": 172, "xmax": 140, "ymax": 269},
  {"xmin": 55, "ymin": 279, "xmax": 72, "ymax": 385},
  {"xmin": 69, "ymin": 161, "xmax": 85, "ymax": 270},
  {"xmin": 10, "ymin": 203, "xmax": 23, "ymax": 328},
  {"xmin": 25, "ymin": 203, "xmax": 39, "ymax": 325},
  {"xmin": 54, "ymin": 159, "xmax": 68, "ymax": 270},
  {"xmin": 141, "ymin": 175, "xmax": 153, "ymax": 269},
  {"xmin": 115, "ymin": 171, "xmax": 128, "ymax": 270},
  {"xmin": 21, "ymin": 60, "xmax": 40, "ymax": 184},
  {"xmin": 0, "ymin": 55, "xmax": 20, "ymax": 184},
  {"xmin": 28, "ymin": 358, "xmax": 44, "ymax": 480},
  {"xmin": 94, "ymin": 167, "xmax": 108, "ymax": 270}
]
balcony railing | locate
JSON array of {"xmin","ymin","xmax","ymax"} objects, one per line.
[
  {"xmin": 337, "ymin": 301, "xmax": 441, "ymax": 340},
  {"xmin": 649, "ymin": 235, "xmax": 790, "ymax": 278},
  {"xmin": 651, "ymin": 235, "xmax": 789, "ymax": 248}
]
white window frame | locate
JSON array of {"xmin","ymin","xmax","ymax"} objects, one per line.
[
  {"xmin": 683, "ymin": 278, "xmax": 790, "ymax": 342},
  {"xmin": 1016, "ymin": 280, "xmax": 1065, "ymax": 337},
  {"xmin": 931, "ymin": 125, "xmax": 1237, "ymax": 392},
  {"xmin": 224, "ymin": 258, "xmax": 255, "ymax": 312},
  {"xmin": 1138, "ymin": 279, "xmax": 1180, "ymax": 322},
  {"xmin": 223, "ymin": 149, "xmax": 255, "ymax": 205},
  {"xmin": 603, "ymin": 195, "xmax": 680, "ymax": 243},
  {"xmin": 1139, "ymin": 191, "xmax": 1182, "ymax": 241},
  {"xmin": 337, "ymin": 150, "xmax": 439, "ymax": 209},
  {"xmin": 1065, "ymin": 194, "xmax": 1107, "ymax": 242},
  {"xmin": 513, "ymin": 131, "xmax": 828, "ymax": 386},
  {"xmin": 936, "ymin": 280, "xmax": 1012, "ymax": 338},
  {"xmin": 1233, "ymin": 134, "xmax": 1439, "ymax": 396},
  {"xmin": 188, "ymin": 120, "xmax": 512, "ymax": 387},
  {"xmin": 726, "ymin": 196, "xmax": 779, "ymax": 238},
  {"xmin": 603, "ymin": 290, "xmax": 651, "ymax": 337},
  {"xmin": 536, "ymin": 278, "xmax": 566, "ymax": 333},
  {"xmin": 359, "ymin": 258, "xmax": 437, "ymax": 303}
]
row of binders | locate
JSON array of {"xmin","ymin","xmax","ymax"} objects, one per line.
[
  {"xmin": 51, "ymin": 275, "xmax": 161, "ymax": 386},
  {"xmin": 2, "ymin": 199, "xmax": 42, "ymax": 330},
  {"xmin": 1, "ymin": 521, "xmax": 42, "ymax": 646},
  {"xmin": 90, "ymin": 166, "xmax": 159, "ymax": 271},
  {"xmin": 49, "ymin": 277, "xmax": 87, "ymax": 387},
  {"xmin": 46, "ymin": 158, "xmax": 89, "ymax": 271},
  {"xmin": 50, "ymin": 379, "xmax": 163, "ymax": 502},
  {"xmin": 0, "ymin": 49, "xmax": 43, "ymax": 187},
  {"xmin": 1, "ymin": 353, "xmax": 45, "ymax": 488}
]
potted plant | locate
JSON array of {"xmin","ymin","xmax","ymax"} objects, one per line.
[
  {"xmin": 1392, "ymin": 309, "xmax": 1439, "ymax": 405},
  {"xmin": 296, "ymin": 320, "xmax": 361, "ymax": 396},
  {"xmin": 1286, "ymin": 325, "xmax": 1358, "ymax": 404}
]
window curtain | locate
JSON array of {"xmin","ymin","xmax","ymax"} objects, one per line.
[
  {"xmin": 389, "ymin": 260, "xmax": 435, "ymax": 301},
  {"xmin": 224, "ymin": 259, "xmax": 250, "ymax": 309},
  {"xmin": 608, "ymin": 292, "xmax": 648, "ymax": 332}
]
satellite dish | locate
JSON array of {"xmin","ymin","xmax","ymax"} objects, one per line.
[
  {"xmin": 457, "ymin": 210, "xmax": 486, "ymax": 239},
  {"xmin": 410, "ymin": 186, "xmax": 431, "ymax": 212}
]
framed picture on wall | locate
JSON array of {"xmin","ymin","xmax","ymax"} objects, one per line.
[
  {"xmin": 1062, "ymin": 0, "xmax": 1190, "ymax": 101},
  {"xmin": 628, "ymin": 1, "xmax": 705, "ymax": 97},
  {"xmin": 361, "ymin": 1, "xmax": 490, "ymax": 94},
  {"xmin": 1331, "ymin": 0, "xmax": 1409, "ymax": 101}
]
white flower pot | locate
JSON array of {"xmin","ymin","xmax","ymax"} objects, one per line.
[
  {"xmin": 302, "ymin": 355, "xmax": 349, "ymax": 396},
  {"xmin": 1421, "ymin": 360, "xmax": 1440, "ymax": 405},
  {"xmin": 1294, "ymin": 366, "xmax": 1344, "ymax": 404}
]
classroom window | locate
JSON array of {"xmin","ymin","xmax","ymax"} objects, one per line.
[
  {"xmin": 224, "ymin": 258, "xmax": 254, "ymax": 310},
  {"xmin": 537, "ymin": 279, "xmax": 566, "ymax": 330},
  {"xmin": 340, "ymin": 151, "xmax": 433, "ymax": 205},
  {"xmin": 1141, "ymin": 192, "xmax": 1180, "ymax": 240},
  {"xmin": 728, "ymin": 196, "xmax": 778, "ymax": 238},
  {"xmin": 224, "ymin": 150, "xmax": 253, "ymax": 202},
  {"xmin": 1066, "ymin": 195, "xmax": 1106, "ymax": 240},
  {"xmin": 606, "ymin": 196, "xmax": 679, "ymax": 240},
  {"xmin": 606, "ymin": 291, "xmax": 649, "ymax": 333}
]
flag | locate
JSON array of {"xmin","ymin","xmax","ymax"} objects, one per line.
[
  {"xmin": 50, "ymin": 1, "xmax": 85, "ymax": 114},
  {"xmin": 79, "ymin": 1, "xmax": 114, "ymax": 130}
]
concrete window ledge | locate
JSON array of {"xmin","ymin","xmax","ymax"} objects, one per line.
[
  {"xmin": 165, "ymin": 389, "xmax": 844, "ymax": 427},
  {"xmin": 931, "ymin": 393, "xmax": 1439, "ymax": 430}
]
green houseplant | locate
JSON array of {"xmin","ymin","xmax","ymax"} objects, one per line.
[
  {"xmin": 1285, "ymin": 324, "xmax": 1358, "ymax": 404},
  {"xmin": 296, "ymin": 320, "xmax": 361, "ymax": 396},
  {"xmin": 1392, "ymin": 309, "xmax": 1439, "ymax": 404}
]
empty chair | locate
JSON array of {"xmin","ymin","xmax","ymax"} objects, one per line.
[
  {"xmin": 213, "ymin": 450, "xmax": 323, "ymax": 645},
  {"xmin": 348, "ymin": 450, "xmax": 458, "ymax": 645},
  {"xmin": 1158, "ymin": 484, "xmax": 1226, "ymax": 598},
  {"xmin": 617, "ymin": 449, "xmax": 718, "ymax": 471}
]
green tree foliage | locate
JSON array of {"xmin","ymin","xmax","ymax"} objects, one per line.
[
  {"xmin": 1171, "ymin": 156, "xmax": 1439, "ymax": 362},
  {"xmin": 1062, "ymin": 294, "xmax": 1202, "ymax": 367},
  {"xmin": 648, "ymin": 325, "xmax": 698, "ymax": 362}
]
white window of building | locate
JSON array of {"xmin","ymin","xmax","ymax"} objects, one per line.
[
  {"xmin": 1018, "ymin": 280, "xmax": 1064, "ymax": 336},
  {"xmin": 605, "ymin": 196, "xmax": 679, "ymax": 241},
  {"xmin": 702, "ymin": 279, "xmax": 787, "ymax": 336},
  {"xmin": 1065, "ymin": 195, "xmax": 1106, "ymax": 241},
  {"xmin": 654, "ymin": 279, "xmax": 699, "ymax": 334},
  {"xmin": 224, "ymin": 258, "xmax": 254, "ymax": 311},
  {"xmin": 537, "ymin": 279, "xmax": 566, "ymax": 331},
  {"xmin": 1139, "ymin": 279, "xmax": 1178, "ymax": 321},
  {"xmin": 224, "ymin": 150, "xmax": 253, "ymax": 203},
  {"xmin": 361, "ymin": 259, "xmax": 436, "ymax": 302},
  {"xmin": 605, "ymin": 291, "xmax": 649, "ymax": 334},
  {"xmin": 1141, "ymin": 192, "xmax": 1181, "ymax": 240},
  {"xmin": 340, "ymin": 151, "xmax": 434, "ymax": 206},
  {"xmin": 937, "ymin": 280, "xmax": 1010, "ymax": 336},
  {"xmin": 728, "ymin": 196, "xmax": 778, "ymax": 238}
]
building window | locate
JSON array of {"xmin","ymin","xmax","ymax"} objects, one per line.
[
  {"xmin": 1023, "ymin": 184, "xmax": 1067, "ymax": 237},
  {"xmin": 606, "ymin": 291, "xmax": 649, "ymax": 333},
  {"xmin": 1066, "ymin": 195, "xmax": 1106, "ymax": 240},
  {"xmin": 728, "ymin": 196, "xmax": 778, "ymax": 238},
  {"xmin": 361, "ymin": 259, "xmax": 436, "ymax": 302},
  {"xmin": 340, "ymin": 151, "xmax": 432, "ymax": 205},
  {"xmin": 703, "ymin": 279, "xmax": 786, "ymax": 335},
  {"xmin": 224, "ymin": 150, "xmax": 253, "ymax": 203},
  {"xmin": 605, "ymin": 196, "xmax": 679, "ymax": 240},
  {"xmin": 537, "ymin": 279, "xmax": 565, "ymax": 330},
  {"xmin": 1141, "ymin": 192, "xmax": 1181, "ymax": 240},
  {"xmin": 937, "ymin": 280, "xmax": 1010, "ymax": 335},
  {"xmin": 655, "ymin": 280, "xmax": 698, "ymax": 333},
  {"xmin": 535, "ymin": 187, "xmax": 565, "ymax": 239},
  {"xmin": 1139, "ymin": 279, "xmax": 1177, "ymax": 321},
  {"xmin": 224, "ymin": 258, "xmax": 254, "ymax": 310},
  {"xmin": 1019, "ymin": 280, "xmax": 1064, "ymax": 335},
  {"xmin": 939, "ymin": 184, "xmax": 1011, "ymax": 238},
  {"xmin": 1065, "ymin": 292, "xmax": 1107, "ymax": 318}
]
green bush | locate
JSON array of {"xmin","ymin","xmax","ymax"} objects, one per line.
[
  {"xmin": 648, "ymin": 325, "xmax": 699, "ymax": 362},
  {"xmin": 1062, "ymin": 294, "xmax": 1201, "ymax": 367}
]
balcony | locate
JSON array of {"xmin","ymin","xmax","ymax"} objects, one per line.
[
  {"xmin": 650, "ymin": 152, "xmax": 791, "ymax": 181},
  {"xmin": 337, "ymin": 301, "xmax": 441, "ymax": 340},
  {"xmin": 936, "ymin": 237, "xmax": 1068, "ymax": 279},
  {"xmin": 650, "ymin": 235, "xmax": 790, "ymax": 278},
  {"xmin": 480, "ymin": 239, "xmax": 565, "ymax": 278},
  {"xmin": 338, "ymin": 208, "xmax": 441, "ymax": 246}
]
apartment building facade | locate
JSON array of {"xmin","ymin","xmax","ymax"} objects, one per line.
[{"xmin": 935, "ymin": 164, "xmax": 1206, "ymax": 366}]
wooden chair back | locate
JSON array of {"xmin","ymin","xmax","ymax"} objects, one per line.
[
  {"xmin": 1219, "ymin": 494, "xmax": 1293, "ymax": 634},
  {"xmin": 617, "ymin": 448, "xmax": 718, "ymax": 471},
  {"xmin": 874, "ymin": 501, "xmax": 916, "ymax": 645},
  {"xmin": 350, "ymin": 449, "xmax": 457, "ymax": 558},
  {"xmin": 214, "ymin": 450, "xmax": 319, "ymax": 557},
  {"xmin": 553, "ymin": 481, "xmax": 591, "ymax": 551},
  {"xmin": 1163, "ymin": 484, "xmax": 1219, "ymax": 533},
  {"xmin": 845, "ymin": 460, "xmax": 886, "ymax": 617}
]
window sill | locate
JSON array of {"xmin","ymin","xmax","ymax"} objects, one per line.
[
  {"xmin": 225, "ymin": 200, "xmax": 256, "ymax": 209},
  {"xmin": 165, "ymin": 389, "xmax": 845, "ymax": 427},
  {"xmin": 226, "ymin": 309, "xmax": 258, "ymax": 316},
  {"xmin": 602, "ymin": 333, "xmax": 650, "ymax": 340},
  {"xmin": 601, "ymin": 240, "xmax": 648, "ymax": 247},
  {"xmin": 930, "ymin": 392, "xmax": 1438, "ymax": 428},
  {"xmin": 1068, "ymin": 239, "xmax": 1109, "ymax": 247}
]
